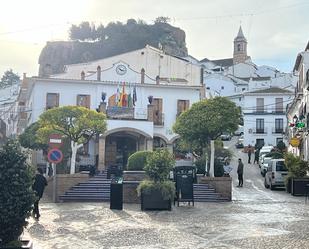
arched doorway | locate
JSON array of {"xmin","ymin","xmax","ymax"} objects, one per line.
[
  {"xmin": 104, "ymin": 129, "xmax": 152, "ymax": 170},
  {"xmin": 153, "ymin": 136, "xmax": 167, "ymax": 149}
]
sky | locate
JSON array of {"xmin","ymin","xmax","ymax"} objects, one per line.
[{"xmin": 0, "ymin": 0, "xmax": 308, "ymax": 78}]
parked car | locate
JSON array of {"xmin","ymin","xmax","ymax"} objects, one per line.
[
  {"xmin": 264, "ymin": 159, "xmax": 288, "ymax": 190},
  {"xmin": 258, "ymin": 146, "xmax": 274, "ymax": 168},
  {"xmin": 235, "ymin": 138, "xmax": 244, "ymax": 149},
  {"xmin": 220, "ymin": 132, "xmax": 232, "ymax": 141},
  {"xmin": 234, "ymin": 125, "xmax": 244, "ymax": 136},
  {"xmin": 260, "ymin": 157, "xmax": 272, "ymax": 176}
]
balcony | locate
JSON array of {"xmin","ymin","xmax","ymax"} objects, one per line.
[
  {"xmin": 249, "ymin": 127, "xmax": 268, "ymax": 134},
  {"xmin": 272, "ymin": 127, "xmax": 284, "ymax": 134},
  {"xmin": 247, "ymin": 107, "xmax": 285, "ymax": 115}
]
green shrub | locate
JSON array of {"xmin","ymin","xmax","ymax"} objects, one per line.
[
  {"xmin": 138, "ymin": 149, "xmax": 175, "ymax": 201},
  {"xmin": 266, "ymin": 151, "xmax": 284, "ymax": 159},
  {"xmin": 0, "ymin": 140, "xmax": 35, "ymax": 246},
  {"xmin": 137, "ymin": 180, "xmax": 175, "ymax": 200},
  {"xmin": 285, "ymin": 153, "xmax": 309, "ymax": 178},
  {"xmin": 127, "ymin": 151, "xmax": 152, "ymax": 171},
  {"xmin": 144, "ymin": 149, "xmax": 175, "ymax": 182}
]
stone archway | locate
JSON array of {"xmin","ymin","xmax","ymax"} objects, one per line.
[{"xmin": 98, "ymin": 128, "xmax": 152, "ymax": 171}]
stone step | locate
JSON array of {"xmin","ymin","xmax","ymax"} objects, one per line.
[{"xmin": 67, "ymin": 190, "xmax": 110, "ymax": 194}]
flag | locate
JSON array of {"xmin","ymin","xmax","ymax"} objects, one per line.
[
  {"xmin": 116, "ymin": 84, "xmax": 120, "ymax": 106},
  {"xmin": 133, "ymin": 85, "xmax": 137, "ymax": 106}
]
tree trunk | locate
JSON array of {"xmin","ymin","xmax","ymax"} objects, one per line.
[{"xmin": 70, "ymin": 141, "xmax": 83, "ymax": 174}]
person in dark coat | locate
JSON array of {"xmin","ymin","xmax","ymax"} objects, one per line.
[
  {"xmin": 237, "ymin": 158, "xmax": 244, "ymax": 187},
  {"xmin": 254, "ymin": 148, "xmax": 260, "ymax": 164},
  {"xmin": 247, "ymin": 145, "xmax": 252, "ymax": 164},
  {"xmin": 32, "ymin": 168, "xmax": 47, "ymax": 219}
]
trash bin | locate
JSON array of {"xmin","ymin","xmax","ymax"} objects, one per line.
[{"xmin": 110, "ymin": 177, "xmax": 123, "ymax": 210}]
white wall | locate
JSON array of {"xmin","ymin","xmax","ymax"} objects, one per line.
[
  {"xmin": 29, "ymin": 78, "xmax": 201, "ymax": 143},
  {"xmin": 53, "ymin": 46, "xmax": 202, "ymax": 86},
  {"xmin": 243, "ymin": 93, "xmax": 293, "ymax": 146}
]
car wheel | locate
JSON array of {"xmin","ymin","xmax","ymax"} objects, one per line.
[{"xmin": 264, "ymin": 178, "xmax": 269, "ymax": 189}]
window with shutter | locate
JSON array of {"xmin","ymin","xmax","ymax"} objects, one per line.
[
  {"xmin": 77, "ymin": 95, "xmax": 91, "ymax": 108},
  {"xmin": 153, "ymin": 98, "xmax": 163, "ymax": 125},
  {"xmin": 177, "ymin": 100, "xmax": 190, "ymax": 116},
  {"xmin": 46, "ymin": 93, "xmax": 59, "ymax": 109}
]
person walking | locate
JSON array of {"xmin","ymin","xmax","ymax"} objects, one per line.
[
  {"xmin": 237, "ymin": 158, "xmax": 244, "ymax": 187},
  {"xmin": 247, "ymin": 145, "xmax": 252, "ymax": 164},
  {"xmin": 32, "ymin": 168, "xmax": 48, "ymax": 220},
  {"xmin": 254, "ymin": 148, "xmax": 260, "ymax": 164}
]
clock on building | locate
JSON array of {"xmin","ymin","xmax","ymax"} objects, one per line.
[{"xmin": 116, "ymin": 65, "xmax": 127, "ymax": 75}]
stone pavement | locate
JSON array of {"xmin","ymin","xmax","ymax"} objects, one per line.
[{"xmin": 23, "ymin": 138, "xmax": 309, "ymax": 248}]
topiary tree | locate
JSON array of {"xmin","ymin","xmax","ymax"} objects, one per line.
[
  {"xmin": 127, "ymin": 151, "xmax": 152, "ymax": 171},
  {"xmin": 137, "ymin": 149, "xmax": 176, "ymax": 201},
  {"xmin": 144, "ymin": 149, "xmax": 175, "ymax": 183},
  {"xmin": 0, "ymin": 140, "xmax": 35, "ymax": 247}
]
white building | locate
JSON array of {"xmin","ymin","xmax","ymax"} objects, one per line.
[
  {"xmin": 286, "ymin": 41, "xmax": 309, "ymax": 159},
  {"xmin": 18, "ymin": 45, "xmax": 203, "ymax": 170},
  {"xmin": 243, "ymin": 87, "xmax": 293, "ymax": 147},
  {"xmin": 0, "ymin": 82, "xmax": 20, "ymax": 143}
]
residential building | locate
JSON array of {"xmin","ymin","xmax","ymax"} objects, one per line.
[
  {"xmin": 286, "ymin": 41, "xmax": 309, "ymax": 159},
  {"xmin": 243, "ymin": 87, "xmax": 293, "ymax": 147},
  {"xmin": 17, "ymin": 45, "xmax": 203, "ymax": 170}
]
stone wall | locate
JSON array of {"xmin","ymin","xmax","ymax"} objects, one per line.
[
  {"xmin": 123, "ymin": 181, "xmax": 140, "ymax": 203},
  {"xmin": 44, "ymin": 173, "xmax": 89, "ymax": 202},
  {"xmin": 198, "ymin": 176, "xmax": 232, "ymax": 201},
  {"xmin": 123, "ymin": 171, "xmax": 147, "ymax": 181}
]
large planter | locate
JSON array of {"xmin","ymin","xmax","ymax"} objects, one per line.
[
  {"xmin": 291, "ymin": 177, "xmax": 309, "ymax": 196},
  {"xmin": 285, "ymin": 177, "xmax": 292, "ymax": 193},
  {"xmin": 141, "ymin": 189, "xmax": 171, "ymax": 211},
  {"xmin": 1, "ymin": 240, "xmax": 33, "ymax": 249}
]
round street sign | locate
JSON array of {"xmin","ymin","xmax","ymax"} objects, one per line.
[
  {"xmin": 290, "ymin": 137, "xmax": 300, "ymax": 147},
  {"xmin": 47, "ymin": 148, "xmax": 63, "ymax": 164}
]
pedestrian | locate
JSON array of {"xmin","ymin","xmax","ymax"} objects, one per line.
[
  {"xmin": 254, "ymin": 148, "xmax": 260, "ymax": 164},
  {"xmin": 247, "ymin": 144, "xmax": 252, "ymax": 164},
  {"xmin": 32, "ymin": 168, "xmax": 48, "ymax": 220},
  {"xmin": 237, "ymin": 158, "xmax": 244, "ymax": 187}
]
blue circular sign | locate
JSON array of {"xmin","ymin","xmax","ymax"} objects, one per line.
[{"xmin": 47, "ymin": 148, "xmax": 63, "ymax": 164}]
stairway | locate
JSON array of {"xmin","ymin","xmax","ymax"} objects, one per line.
[
  {"xmin": 193, "ymin": 184, "xmax": 229, "ymax": 202},
  {"xmin": 59, "ymin": 172, "xmax": 111, "ymax": 202}
]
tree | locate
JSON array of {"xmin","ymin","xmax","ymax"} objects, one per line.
[
  {"xmin": 173, "ymin": 97, "xmax": 240, "ymax": 149},
  {"xmin": 0, "ymin": 140, "xmax": 35, "ymax": 246},
  {"xmin": 174, "ymin": 97, "xmax": 240, "ymax": 175},
  {"xmin": 37, "ymin": 106, "xmax": 107, "ymax": 174},
  {"xmin": 0, "ymin": 69, "xmax": 20, "ymax": 88},
  {"xmin": 19, "ymin": 122, "xmax": 48, "ymax": 152},
  {"xmin": 69, "ymin": 22, "xmax": 94, "ymax": 41}
]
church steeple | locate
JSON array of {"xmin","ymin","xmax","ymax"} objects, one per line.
[{"xmin": 233, "ymin": 26, "xmax": 248, "ymax": 64}]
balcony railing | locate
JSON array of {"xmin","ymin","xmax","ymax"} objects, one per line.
[
  {"xmin": 106, "ymin": 106, "xmax": 147, "ymax": 120},
  {"xmin": 272, "ymin": 127, "xmax": 284, "ymax": 134},
  {"xmin": 250, "ymin": 127, "xmax": 268, "ymax": 134},
  {"xmin": 252, "ymin": 108, "xmax": 285, "ymax": 114}
]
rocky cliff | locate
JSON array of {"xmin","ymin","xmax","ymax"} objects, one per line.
[{"xmin": 38, "ymin": 21, "xmax": 188, "ymax": 76}]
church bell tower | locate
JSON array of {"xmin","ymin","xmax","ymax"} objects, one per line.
[{"xmin": 233, "ymin": 26, "xmax": 249, "ymax": 64}]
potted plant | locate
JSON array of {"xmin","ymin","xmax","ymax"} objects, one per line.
[
  {"xmin": 0, "ymin": 140, "xmax": 35, "ymax": 249},
  {"xmin": 137, "ymin": 149, "xmax": 175, "ymax": 211},
  {"xmin": 285, "ymin": 153, "xmax": 309, "ymax": 196}
]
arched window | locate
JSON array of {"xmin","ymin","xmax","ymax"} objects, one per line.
[{"xmin": 237, "ymin": 44, "xmax": 241, "ymax": 52}]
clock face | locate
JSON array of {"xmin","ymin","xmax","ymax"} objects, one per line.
[{"xmin": 116, "ymin": 65, "xmax": 127, "ymax": 75}]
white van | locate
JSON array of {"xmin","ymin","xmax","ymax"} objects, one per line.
[
  {"xmin": 258, "ymin": 146, "xmax": 274, "ymax": 168},
  {"xmin": 264, "ymin": 159, "xmax": 288, "ymax": 190}
]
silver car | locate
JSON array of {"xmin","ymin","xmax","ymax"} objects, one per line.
[{"xmin": 260, "ymin": 157, "xmax": 272, "ymax": 177}]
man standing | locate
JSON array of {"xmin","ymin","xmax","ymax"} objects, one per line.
[
  {"xmin": 247, "ymin": 145, "xmax": 252, "ymax": 164},
  {"xmin": 32, "ymin": 168, "xmax": 48, "ymax": 220},
  {"xmin": 237, "ymin": 158, "xmax": 244, "ymax": 187}
]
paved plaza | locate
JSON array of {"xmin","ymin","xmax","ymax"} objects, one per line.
[{"xmin": 25, "ymin": 139, "xmax": 309, "ymax": 248}]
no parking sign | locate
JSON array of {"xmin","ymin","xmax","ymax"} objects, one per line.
[{"xmin": 47, "ymin": 148, "xmax": 63, "ymax": 164}]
